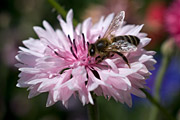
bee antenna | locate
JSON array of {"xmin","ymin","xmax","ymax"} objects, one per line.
[
  {"xmin": 82, "ymin": 33, "xmax": 86, "ymax": 50},
  {"xmin": 68, "ymin": 35, "xmax": 72, "ymax": 45}
]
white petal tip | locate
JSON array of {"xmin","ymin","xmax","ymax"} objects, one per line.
[
  {"xmin": 46, "ymin": 101, "xmax": 53, "ymax": 107},
  {"xmin": 16, "ymin": 83, "xmax": 20, "ymax": 87},
  {"xmin": 57, "ymin": 15, "xmax": 62, "ymax": 21},
  {"xmin": 33, "ymin": 26, "xmax": 39, "ymax": 31},
  {"xmin": 42, "ymin": 20, "xmax": 48, "ymax": 26},
  {"xmin": 69, "ymin": 9, "xmax": 73, "ymax": 13}
]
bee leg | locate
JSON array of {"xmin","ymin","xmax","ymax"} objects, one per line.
[
  {"xmin": 115, "ymin": 52, "xmax": 131, "ymax": 68},
  {"xmin": 96, "ymin": 59, "xmax": 102, "ymax": 63},
  {"xmin": 101, "ymin": 55, "xmax": 107, "ymax": 61},
  {"xmin": 95, "ymin": 55, "xmax": 103, "ymax": 63},
  {"xmin": 97, "ymin": 57, "xmax": 104, "ymax": 63},
  {"xmin": 95, "ymin": 56, "xmax": 101, "ymax": 61},
  {"xmin": 96, "ymin": 55, "xmax": 107, "ymax": 63},
  {"xmin": 110, "ymin": 54, "xmax": 114, "ymax": 57}
]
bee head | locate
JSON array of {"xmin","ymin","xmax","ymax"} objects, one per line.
[{"xmin": 88, "ymin": 44, "xmax": 96, "ymax": 57}]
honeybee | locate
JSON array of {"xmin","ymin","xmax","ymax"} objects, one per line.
[{"xmin": 88, "ymin": 11, "xmax": 140, "ymax": 68}]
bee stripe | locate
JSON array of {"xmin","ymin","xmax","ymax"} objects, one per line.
[
  {"xmin": 133, "ymin": 36, "xmax": 138, "ymax": 46},
  {"xmin": 124, "ymin": 35, "xmax": 131, "ymax": 43},
  {"xmin": 132, "ymin": 36, "xmax": 138, "ymax": 46},
  {"xmin": 115, "ymin": 36, "xmax": 128, "ymax": 42},
  {"xmin": 135, "ymin": 36, "xmax": 140, "ymax": 45},
  {"xmin": 132, "ymin": 36, "xmax": 140, "ymax": 46},
  {"xmin": 112, "ymin": 35, "xmax": 139, "ymax": 46},
  {"xmin": 127, "ymin": 35, "xmax": 136, "ymax": 45},
  {"xmin": 122, "ymin": 35, "xmax": 127, "ymax": 41},
  {"xmin": 113, "ymin": 36, "xmax": 121, "ymax": 42},
  {"xmin": 128, "ymin": 35, "xmax": 136, "ymax": 45}
]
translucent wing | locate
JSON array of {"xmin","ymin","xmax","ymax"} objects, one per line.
[
  {"xmin": 103, "ymin": 11, "xmax": 125, "ymax": 39},
  {"xmin": 106, "ymin": 40, "xmax": 137, "ymax": 52}
]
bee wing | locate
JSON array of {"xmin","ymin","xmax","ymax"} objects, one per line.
[
  {"xmin": 103, "ymin": 11, "xmax": 125, "ymax": 39},
  {"xmin": 106, "ymin": 40, "xmax": 137, "ymax": 52}
]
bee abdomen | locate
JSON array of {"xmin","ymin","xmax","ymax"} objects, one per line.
[{"xmin": 113, "ymin": 35, "xmax": 140, "ymax": 46}]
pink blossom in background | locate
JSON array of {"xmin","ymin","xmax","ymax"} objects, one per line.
[
  {"xmin": 16, "ymin": 9, "xmax": 156, "ymax": 108},
  {"xmin": 83, "ymin": 0, "xmax": 141, "ymax": 24},
  {"xmin": 144, "ymin": 1, "xmax": 166, "ymax": 49},
  {"xmin": 165, "ymin": 0, "xmax": 180, "ymax": 47}
]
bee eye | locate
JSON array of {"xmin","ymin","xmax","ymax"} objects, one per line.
[
  {"xmin": 90, "ymin": 48, "xmax": 95, "ymax": 56},
  {"xmin": 89, "ymin": 44, "xmax": 95, "ymax": 56}
]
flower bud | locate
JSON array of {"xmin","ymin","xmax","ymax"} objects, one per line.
[{"xmin": 161, "ymin": 38, "xmax": 175, "ymax": 57}]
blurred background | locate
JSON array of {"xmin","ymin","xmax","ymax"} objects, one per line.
[{"xmin": 0, "ymin": 0, "xmax": 180, "ymax": 120}]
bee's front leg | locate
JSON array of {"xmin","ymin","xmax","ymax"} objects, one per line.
[{"xmin": 95, "ymin": 52, "xmax": 109, "ymax": 63}]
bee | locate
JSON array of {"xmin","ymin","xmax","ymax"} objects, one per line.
[{"xmin": 88, "ymin": 11, "xmax": 140, "ymax": 68}]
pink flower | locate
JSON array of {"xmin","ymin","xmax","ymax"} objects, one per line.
[
  {"xmin": 144, "ymin": 1, "xmax": 166, "ymax": 49},
  {"xmin": 16, "ymin": 9, "xmax": 156, "ymax": 108},
  {"xmin": 165, "ymin": 0, "xmax": 180, "ymax": 47}
]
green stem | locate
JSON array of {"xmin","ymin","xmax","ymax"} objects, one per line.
[
  {"xmin": 88, "ymin": 98, "xmax": 99, "ymax": 120},
  {"xmin": 47, "ymin": 0, "xmax": 78, "ymax": 26},
  {"xmin": 154, "ymin": 55, "xmax": 170, "ymax": 101},
  {"xmin": 148, "ymin": 55, "xmax": 174, "ymax": 120},
  {"xmin": 142, "ymin": 89, "xmax": 175, "ymax": 120}
]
